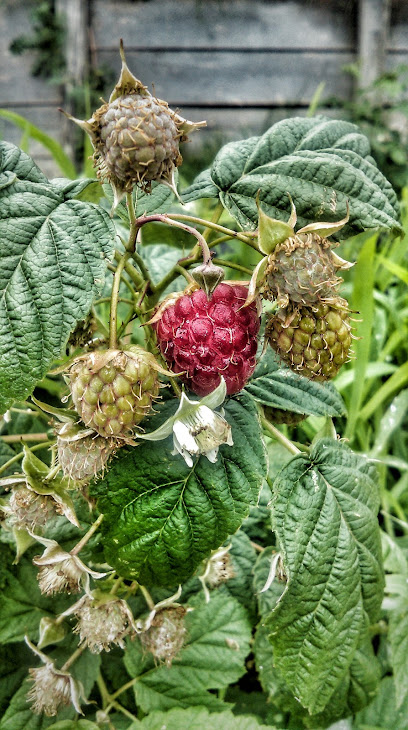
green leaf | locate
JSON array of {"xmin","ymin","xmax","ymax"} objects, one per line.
[
  {"xmin": 124, "ymin": 592, "xmax": 252, "ymax": 713},
  {"xmin": 46, "ymin": 722, "xmax": 99, "ymax": 730},
  {"xmin": 0, "ymin": 682, "xmax": 73, "ymax": 730},
  {"xmin": 103, "ymin": 178, "xmax": 175, "ymax": 222},
  {"xmin": 0, "ymin": 142, "xmax": 115, "ymax": 413},
  {"xmin": 389, "ymin": 608, "xmax": 408, "ymax": 710},
  {"xmin": 93, "ymin": 394, "xmax": 267, "ymax": 587},
  {"xmin": 353, "ymin": 676, "xmax": 408, "ymax": 729},
  {"xmin": 127, "ymin": 706, "xmax": 278, "ymax": 729},
  {"xmin": 266, "ymin": 438, "xmax": 384, "ymax": 714},
  {"xmin": 0, "ymin": 552, "xmax": 70, "ymax": 644},
  {"xmin": 0, "ymin": 643, "xmax": 34, "ymax": 717},
  {"xmin": 0, "ymin": 111, "xmax": 76, "ymax": 179},
  {"xmin": 181, "ymin": 169, "xmax": 219, "ymax": 203},
  {"xmin": 345, "ymin": 233, "xmax": 376, "ymax": 439},
  {"xmin": 183, "ymin": 118, "xmax": 402, "ymax": 238},
  {"xmin": 244, "ymin": 349, "xmax": 346, "ymax": 417},
  {"xmin": 254, "ymin": 625, "xmax": 380, "ymax": 728}
]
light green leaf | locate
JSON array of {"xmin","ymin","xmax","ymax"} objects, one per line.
[
  {"xmin": 389, "ymin": 608, "xmax": 408, "ymax": 710},
  {"xmin": 127, "ymin": 706, "xmax": 278, "ymax": 730},
  {"xmin": 254, "ymin": 625, "xmax": 380, "ymax": 728},
  {"xmin": 124, "ymin": 592, "xmax": 252, "ymax": 713},
  {"xmin": 0, "ymin": 142, "xmax": 115, "ymax": 413},
  {"xmin": 183, "ymin": 117, "xmax": 401, "ymax": 237},
  {"xmin": 92, "ymin": 394, "xmax": 267, "ymax": 587},
  {"xmin": 266, "ymin": 438, "xmax": 384, "ymax": 714},
  {"xmin": 244, "ymin": 349, "xmax": 346, "ymax": 417},
  {"xmin": 353, "ymin": 676, "xmax": 408, "ymax": 729}
]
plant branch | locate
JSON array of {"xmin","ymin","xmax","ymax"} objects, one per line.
[
  {"xmin": 135, "ymin": 213, "xmax": 213, "ymax": 264},
  {"xmin": 260, "ymin": 415, "xmax": 301, "ymax": 456},
  {"xmin": 167, "ymin": 213, "xmax": 259, "ymax": 250},
  {"xmin": 212, "ymin": 257, "xmax": 252, "ymax": 276},
  {"xmin": 109, "ymin": 252, "xmax": 132, "ymax": 349},
  {"xmin": 71, "ymin": 513, "xmax": 104, "ymax": 556},
  {"xmin": 1, "ymin": 432, "xmax": 49, "ymax": 443}
]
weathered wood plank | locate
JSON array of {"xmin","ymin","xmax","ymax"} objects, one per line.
[
  {"xmin": 97, "ymin": 49, "xmax": 355, "ymax": 105},
  {"xmin": 359, "ymin": 0, "xmax": 391, "ymax": 87},
  {"xmin": 92, "ymin": 0, "xmax": 355, "ymax": 51},
  {"xmin": 389, "ymin": 1, "xmax": 408, "ymax": 50}
]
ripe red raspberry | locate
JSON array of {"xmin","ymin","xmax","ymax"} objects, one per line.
[{"xmin": 153, "ymin": 283, "xmax": 260, "ymax": 396}]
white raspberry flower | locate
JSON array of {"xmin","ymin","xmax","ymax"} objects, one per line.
[
  {"xmin": 139, "ymin": 378, "xmax": 233, "ymax": 467},
  {"xmin": 32, "ymin": 535, "xmax": 108, "ymax": 596},
  {"xmin": 25, "ymin": 637, "xmax": 86, "ymax": 717}
]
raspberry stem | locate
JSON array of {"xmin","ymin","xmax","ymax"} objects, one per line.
[
  {"xmin": 109, "ymin": 251, "xmax": 131, "ymax": 349},
  {"xmin": 260, "ymin": 415, "xmax": 302, "ymax": 456},
  {"xmin": 0, "ymin": 440, "xmax": 53, "ymax": 477},
  {"xmin": 167, "ymin": 213, "xmax": 260, "ymax": 250},
  {"xmin": 71, "ymin": 513, "xmax": 105, "ymax": 556}
]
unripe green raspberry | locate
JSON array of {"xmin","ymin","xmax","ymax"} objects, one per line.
[
  {"xmin": 263, "ymin": 406, "xmax": 307, "ymax": 426},
  {"xmin": 266, "ymin": 297, "xmax": 352, "ymax": 381},
  {"xmin": 68, "ymin": 347, "xmax": 162, "ymax": 439},
  {"xmin": 264, "ymin": 233, "xmax": 343, "ymax": 306}
]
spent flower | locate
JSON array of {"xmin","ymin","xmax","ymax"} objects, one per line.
[
  {"xmin": 25, "ymin": 637, "xmax": 86, "ymax": 716},
  {"xmin": 32, "ymin": 534, "xmax": 108, "ymax": 596}
]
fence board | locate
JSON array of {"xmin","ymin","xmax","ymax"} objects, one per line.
[
  {"xmin": 98, "ymin": 49, "xmax": 354, "ymax": 105},
  {"xmin": 92, "ymin": 0, "xmax": 355, "ymax": 51}
]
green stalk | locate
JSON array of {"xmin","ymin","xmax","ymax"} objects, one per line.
[
  {"xmin": 261, "ymin": 416, "xmax": 301, "ymax": 456},
  {"xmin": 0, "ymin": 440, "xmax": 53, "ymax": 477},
  {"xmin": 109, "ymin": 252, "xmax": 132, "ymax": 349}
]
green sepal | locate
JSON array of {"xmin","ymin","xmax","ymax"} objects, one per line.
[
  {"xmin": 257, "ymin": 195, "xmax": 295, "ymax": 255},
  {"xmin": 37, "ymin": 616, "xmax": 66, "ymax": 649},
  {"xmin": 22, "ymin": 447, "xmax": 79, "ymax": 527}
]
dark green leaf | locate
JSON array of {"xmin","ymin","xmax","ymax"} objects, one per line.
[
  {"xmin": 0, "ymin": 682, "xmax": 73, "ymax": 730},
  {"xmin": 244, "ymin": 349, "xmax": 346, "ymax": 417},
  {"xmin": 0, "ymin": 552, "xmax": 71, "ymax": 644},
  {"xmin": 0, "ymin": 142, "xmax": 115, "ymax": 413},
  {"xmin": 183, "ymin": 118, "xmax": 401, "ymax": 238},
  {"xmin": 93, "ymin": 394, "xmax": 267, "ymax": 587},
  {"xmin": 0, "ymin": 643, "xmax": 33, "ymax": 717},
  {"xmin": 266, "ymin": 438, "xmax": 384, "ymax": 714},
  {"xmin": 124, "ymin": 592, "xmax": 252, "ymax": 713}
]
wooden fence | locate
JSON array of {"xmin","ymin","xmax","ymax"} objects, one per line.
[{"xmin": 1, "ymin": 0, "xmax": 407, "ymax": 177}]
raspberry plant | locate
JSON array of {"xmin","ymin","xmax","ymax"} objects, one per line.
[{"xmin": 0, "ymin": 46, "xmax": 406, "ymax": 730}]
